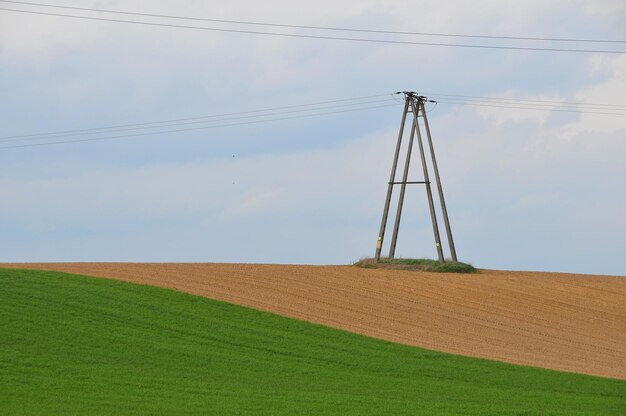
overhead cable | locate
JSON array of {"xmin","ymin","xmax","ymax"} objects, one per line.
[
  {"xmin": 1, "ymin": 7, "xmax": 624, "ymax": 54},
  {"xmin": 436, "ymin": 99, "xmax": 626, "ymax": 116},
  {"xmin": 3, "ymin": 92, "xmax": 624, "ymax": 148},
  {"xmin": 0, "ymin": 103, "xmax": 400, "ymax": 150},
  {"xmin": 422, "ymin": 92, "xmax": 626, "ymax": 110},
  {"xmin": 2, "ymin": 0, "xmax": 624, "ymax": 44},
  {"xmin": 0, "ymin": 97, "xmax": 396, "ymax": 143}
]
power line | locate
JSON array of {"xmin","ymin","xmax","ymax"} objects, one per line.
[
  {"xmin": 436, "ymin": 99, "xmax": 626, "ymax": 116},
  {"xmin": 2, "ymin": 94, "xmax": 623, "ymax": 150},
  {"xmin": 422, "ymin": 92, "xmax": 626, "ymax": 110},
  {"xmin": 0, "ymin": 103, "xmax": 400, "ymax": 150},
  {"xmin": 435, "ymin": 98, "xmax": 626, "ymax": 113},
  {"xmin": 2, "ymin": 0, "xmax": 624, "ymax": 44},
  {"xmin": 3, "ymin": 91, "xmax": 624, "ymax": 147},
  {"xmin": 1, "ymin": 7, "xmax": 625, "ymax": 54},
  {"xmin": 0, "ymin": 96, "xmax": 396, "ymax": 143}
]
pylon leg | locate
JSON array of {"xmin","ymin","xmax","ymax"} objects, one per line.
[
  {"xmin": 420, "ymin": 101, "xmax": 458, "ymax": 262},
  {"xmin": 388, "ymin": 115, "xmax": 417, "ymax": 259},
  {"xmin": 374, "ymin": 98, "xmax": 410, "ymax": 261},
  {"xmin": 411, "ymin": 100, "xmax": 445, "ymax": 263}
]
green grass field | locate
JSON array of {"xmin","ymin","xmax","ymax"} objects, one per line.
[{"xmin": 1, "ymin": 268, "xmax": 624, "ymax": 415}]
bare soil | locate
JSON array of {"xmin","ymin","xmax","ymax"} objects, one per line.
[{"xmin": 3, "ymin": 262, "xmax": 625, "ymax": 379}]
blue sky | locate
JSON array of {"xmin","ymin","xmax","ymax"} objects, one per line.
[{"xmin": 1, "ymin": 0, "xmax": 625, "ymax": 275}]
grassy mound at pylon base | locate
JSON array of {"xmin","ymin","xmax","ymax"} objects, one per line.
[{"xmin": 355, "ymin": 257, "xmax": 477, "ymax": 273}]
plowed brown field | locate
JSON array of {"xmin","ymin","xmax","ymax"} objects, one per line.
[{"xmin": 3, "ymin": 263, "xmax": 625, "ymax": 379}]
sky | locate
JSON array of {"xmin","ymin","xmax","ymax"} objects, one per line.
[{"xmin": 1, "ymin": 0, "xmax": 625, "ymax": 275}]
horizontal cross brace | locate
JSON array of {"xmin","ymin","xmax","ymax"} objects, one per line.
[{"xmin": 389, "ymin": 181, "xmax": 429, "ymax": 185}]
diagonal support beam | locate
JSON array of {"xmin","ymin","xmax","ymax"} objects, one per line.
[
  {"xmin": 374, "ymin": 97, "xmax": 410, "ymax": 261},
  {"xmin": 419, "ymin": 100, "xmax": 458, "ymax": 262},
  {"xmin": 388, "ymin": 114, "xmax": 417, "ymax": 259},
  {"xmin": 410, "ymin": 99, "xmax": 445, "ymax": 263}
]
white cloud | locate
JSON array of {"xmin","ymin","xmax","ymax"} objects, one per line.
[
  {"xmin": 427, "ymin": 53, "xmax": 626, "ymax": 273},
  {"xmin": 1, "ymin": 1, "xmax": 625, "ymax": 273},
  {"xmin": 584, "ymin": 0, "xmax": 626, "ymax": 17},
  {"xmin": 0, "ymin": 130, "xmax": 391, "ymax": 228}
]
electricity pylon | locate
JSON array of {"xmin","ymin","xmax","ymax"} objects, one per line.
[{"xmin": 374, "ymin": 92, "xmax": 457, "ymax": 263}]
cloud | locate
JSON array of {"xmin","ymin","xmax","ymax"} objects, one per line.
[
  {"xmin": 428, "ymin": 53, "xmax": 626, "ymax": 274},
  {"xmin": 0, "ymin": 130, "xmax": 393, "ymax": 261},
  {"xmin": 1, "ymin": 1, "xmax": 624, "ymax": 274}
]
